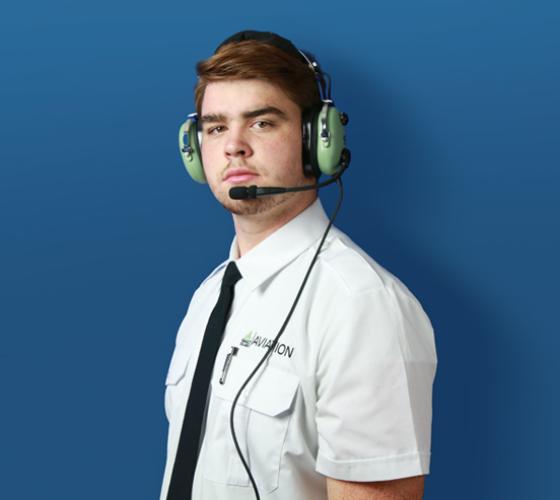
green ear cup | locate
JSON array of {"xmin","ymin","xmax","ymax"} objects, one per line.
[
  {"xmin": 179, "ymin": 117, "xmax": 206, "ymax": 183},
  {"xmin": 315, "ymin": 104, "xmax": 347, "ymax": 176}
]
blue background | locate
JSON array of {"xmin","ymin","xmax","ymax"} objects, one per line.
[{"xmin": 2, "ymin": 1, "xmax": 558, "ymax": 498}]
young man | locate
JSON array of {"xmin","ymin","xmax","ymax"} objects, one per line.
[{"xmin": 161, "ymin": 31, "xmax": 437, "ymax": 500}]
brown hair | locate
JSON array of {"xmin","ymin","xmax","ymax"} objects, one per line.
[{"xmin": 194, "ymin": 40, "xmax": 322, "ymax": 116}]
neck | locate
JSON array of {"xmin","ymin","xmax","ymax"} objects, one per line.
[{"xmin": 233, "ymin": 193, "xmax": 317, "ymax": 257}]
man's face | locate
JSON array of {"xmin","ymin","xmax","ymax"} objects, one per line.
[{"xmin": 199, "ymin": 79, "xmax": 313, "ymax": 217}]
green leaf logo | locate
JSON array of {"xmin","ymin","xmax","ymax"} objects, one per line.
[{"xmin": 240, "ymin": 330, "xmax": 256, "ymax": 347}]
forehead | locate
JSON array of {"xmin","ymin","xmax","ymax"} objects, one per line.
[{"xmin": 200, "ymin": 79, "xmax": 300, "ymax": 117}]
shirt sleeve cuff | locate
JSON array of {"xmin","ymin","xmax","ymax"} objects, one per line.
[{"xmin": 315, "ymin": 451, "xmax": 431, "ymax": 482}]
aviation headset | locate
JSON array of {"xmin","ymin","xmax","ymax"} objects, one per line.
[{"xmin": 178, "ymin": 30, "xmax": 351, "ymax": 183}]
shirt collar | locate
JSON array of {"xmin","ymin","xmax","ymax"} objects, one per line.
[{"xmin": 228, "ymin": 198, "xmax": 330, "ymax": 291}]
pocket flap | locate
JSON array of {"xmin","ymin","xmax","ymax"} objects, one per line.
[
  {"xmin": 213, "ymin": 365, "xmax": 299, "ymax": 417},
  {"xmin": 165, "ymin": 343, "xmax": 193, "ymax": 385},
  {"xmin": 245, "ymin": 367, "xmax": 299, "ymax": 416}
]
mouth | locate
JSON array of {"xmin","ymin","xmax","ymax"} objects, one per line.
[{"xmin": 223, "ymin": 167, "xmax": 259, "ymax": 185}]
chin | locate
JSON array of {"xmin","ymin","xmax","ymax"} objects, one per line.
[{"xmin": 217, "ymin": 191, "xmax": 298, "ymax": 216}]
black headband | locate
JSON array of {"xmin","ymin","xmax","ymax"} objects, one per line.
[{"xmin": 215, "ymin": 30, "xmax": 310, "ymax": 66}]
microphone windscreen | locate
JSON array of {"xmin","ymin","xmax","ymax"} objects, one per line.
[{"xmin": 229, "ymin": 186, "xmax": 249, "ymax": 200}]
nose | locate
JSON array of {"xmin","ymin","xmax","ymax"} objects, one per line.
[{"xmin": 224, "ymin": 126, "xmax": 253, "ymax": 159}]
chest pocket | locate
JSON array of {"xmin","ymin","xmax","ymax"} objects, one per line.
[{"xmin": 202, "ymin": 364, "xmax": 299, "ymax": 493}]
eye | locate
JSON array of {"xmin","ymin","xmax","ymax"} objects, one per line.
[
  {"xmin": 206, "ymin": 125, "xmax": 226, "ymax": 135},
  {"xmin": 252, "ymin": 120, "xmax": 274, "ymax": 130}
]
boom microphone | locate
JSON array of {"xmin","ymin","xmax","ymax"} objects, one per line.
[
  {"xmin": 229, "ymin": 161, "xmax": 350, "ymax": 200},
  {"xmin": 229, "ymin": 185, "xmax": 310, "ymax": 200}
]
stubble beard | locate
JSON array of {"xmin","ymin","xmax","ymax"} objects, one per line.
[{"xmin": 217, "ymin": 189, "xmax": 298, "ymax": 216}]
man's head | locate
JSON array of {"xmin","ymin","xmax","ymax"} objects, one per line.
[{"xmin": 194, "ymin": 31, "xmax": 323, "ymax": 218}]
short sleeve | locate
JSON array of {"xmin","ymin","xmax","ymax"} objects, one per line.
[{"xmin": 314, "ymin": 284, "xmax": 437, "ymax": 481}]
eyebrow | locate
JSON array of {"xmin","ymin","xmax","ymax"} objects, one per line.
[{"xmin": 199, "ymin": 106, "xmax": 288, "ymax": 125}]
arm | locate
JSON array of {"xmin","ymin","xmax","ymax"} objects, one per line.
[
  {"xmin": 315, "ymin": 290, "xmax": 436, "ymax": 496},
  {"xmin": 327, "ymin": 475, "xmax": 425, "ymax": 500}
]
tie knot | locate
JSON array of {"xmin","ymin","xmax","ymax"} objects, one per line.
[{"xmin": 221, "ymin": 261, "xmax": 242, "ymax": 289}]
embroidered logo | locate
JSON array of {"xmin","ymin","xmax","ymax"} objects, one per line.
[{"xmin": 239, "ymin": 330, "xmax": 295, "ymax": 358}]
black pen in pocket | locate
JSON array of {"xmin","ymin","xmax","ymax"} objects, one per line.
[{"xmin": 219, "ymin": 346, "xmax": 238, "ymax": 384}]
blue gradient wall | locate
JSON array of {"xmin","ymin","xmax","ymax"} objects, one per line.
[{"xmin": 1, "ymin": 1, "xmax": 558, "ymax": 498}]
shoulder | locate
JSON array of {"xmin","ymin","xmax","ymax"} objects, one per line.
[
  {"xmin": 309, "ymin": 228, "xmax": 435, "ymax": 360},
  {"xmin": 316, "ymin": 227, "xmax": 414, "ymax": 300}
]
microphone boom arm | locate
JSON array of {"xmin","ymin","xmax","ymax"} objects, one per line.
[{"xmin": 228, "ymin": 162, "xmax": 348, "ymax": 200}]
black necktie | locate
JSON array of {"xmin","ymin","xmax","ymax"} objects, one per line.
[{"xmin": 167, "ymin": 261, "xmax": 242, "ymax": 500}]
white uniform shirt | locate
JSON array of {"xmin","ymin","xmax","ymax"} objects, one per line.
[{"xmin": 160, "ymin": 199, "xmax": 437, "ymax": 500}]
